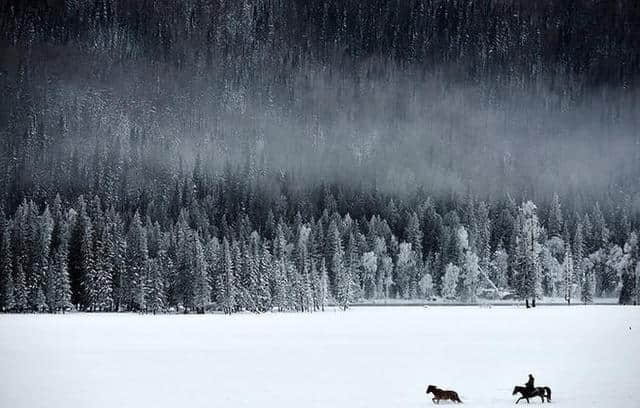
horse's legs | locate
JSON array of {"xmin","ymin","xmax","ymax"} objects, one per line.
[
  {"xmin": 516, "ymin": 396, "xmax": 522, "ymax": 404},
  {"xmin": 432, "ymin": 397, "xmax": 436, "ymax": 404}
]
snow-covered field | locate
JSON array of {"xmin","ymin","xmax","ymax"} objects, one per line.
[{"xmin": 1, "ymin": 306, "xmax": 638, "ymax": 408}]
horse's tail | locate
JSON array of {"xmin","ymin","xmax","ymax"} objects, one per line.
[
  {"xmin": 545, "ymin": 387, "xmax": 551, "ymax": 402},
  {"xmin": 454, "ymin": 392, "xmax": 463, "ymax": 403}
]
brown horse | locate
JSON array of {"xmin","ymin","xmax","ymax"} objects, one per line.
[{"xmin": 426, "ymin": 385, "xmax": 463, "ymax": 404}]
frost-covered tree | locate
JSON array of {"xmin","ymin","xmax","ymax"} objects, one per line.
[
  {"xmin": 146, "ymin": 258, "xmax": 165, "ymax": 314},
  {"xmin": 457, "ymin": 227, "xmax": 480, "ymax": 302},
  {"xmin": 619, "ymin": 232, "xmax": 639, "ymax": 305},
  {"xmin": 580, "ymin": 257, "xmax": 595, "ymax": 304},
  {"xmin": 255, "ymin": 243, "xmax": 272, "ymax": 312},
  {"xmin": 540, "ymin": 246, "xmax": 561, "ymax": 297},
  {"xmin": 419, "ymin": 273, "xmax": 434, "ymax": 299},
  {"xmin": 461, "ymin": 250, "xmax": 480, "ymax": 302},
  {"xmin": 218, "ymin": 238, "xmax": 236, "ymax": 314},
  {"xmin": 68, "ymin": 197, "xmax": 92, "ymax": 309},
  {"xmin": 395, "ymin": 242, "xmax": 416, "ymax": 298},
  {"xmin": 404, "ymin": 212, "xmax": 423, "ymax": 265},
  {"xmin": 318, "ymin": 258, "xmax": 329, "ymax": 311},
  {"xmin": 514, "ymin": 201, "xmax": 543, "ymax": 307},
  {"xmin": 0, "ymin": 217, "xmax": 15, "ymax": 311},
  {"xmin": 490, "ymin": 243, "xmax": 509, "ymax": 289},
  {"xmin": 50, "ymin": 220, "xmax": 72, "ymax": 313},
  {"xmin": 442, "ymin": 264, "xmax": 459, "ymax": 301},
  {"xmin": 604, "ymin": 245, "xmax": 624, "ymax": 297},
  {"xmin": 361, "ymin": 251, "xmax": 377, "ymax": 298},
  {"xmin": 86, "ymin": 237, "xmax": 113, "ymax": 312},
  {"xmin": 563, "ymin": 244, "xmax": 575, "ymax": 305},
  {"xmin": 126, "ymin": 211, "xmax": 148, "ymax": 311},
  {"xmin": 29, "ymin": 206, "xmax": 53, "ymax": 312},
  {"xmin": 333, "ymin": 237, "xmax": 352, "ymax": 310},
  {"xmin": 13, "ymin": 263, "xmax": 27, "ymax": 312},
  {"xmin": 380, "ymin": 255, "xmax": 394, "ymax": 299},
  {"xmin": 192, "ymin": 235, "xmax": 210, "ymax": 314}
]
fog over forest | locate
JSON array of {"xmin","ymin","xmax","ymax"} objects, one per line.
[
  {"xmin": 0, "ymin": 1, "xmax": 639, "ymax": 313},
  {"xmin": 2, "ymin": 0, "xmax": 639, "ymax": 201}
]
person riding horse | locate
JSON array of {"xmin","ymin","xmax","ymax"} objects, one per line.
[
  {"xmin": 512, "ymin": 373, "xmax": 552, "ymax": 404},
  {"xmin": 525, "ymin": 374, "xmax": 535, "ymax": 392}
]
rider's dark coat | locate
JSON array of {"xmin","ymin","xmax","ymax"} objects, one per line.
[{"xmin": 525, "ymin": 375, "xmax": 535, "ymax": 390}]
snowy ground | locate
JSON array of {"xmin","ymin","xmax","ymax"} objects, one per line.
[{"xmin": 1, "ymin": 306, "xmax": 638, "ymax": 408}]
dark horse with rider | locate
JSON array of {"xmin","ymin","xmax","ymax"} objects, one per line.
[{"xmin": 512, "ymin": 374, "xmax": 552, "ymax": 404}]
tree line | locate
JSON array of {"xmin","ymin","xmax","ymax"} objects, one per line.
[{"xmin": 1, "ymin": 180, "xmax": 638, "ymax": 313}]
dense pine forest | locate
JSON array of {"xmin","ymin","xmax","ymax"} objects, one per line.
[{"xmin": 0, "ymin": 0, "xmax": 639, "ymax": 313}]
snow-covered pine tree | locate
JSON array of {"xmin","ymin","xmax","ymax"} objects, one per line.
[
  {"xmin": 174, "ymin": 214, "xmax": 193, "ymax": 311},
  {"xmin": 235, "ymin": 239, "xmax": 253, "ymax": 311},
  {"xmin": 13, "ymin": 262, "xmax": 27, "ymax": 311},
  {"xmin": 218, "ymin": 237, "xmax": 236, "ymax": 314},
  {"xmin": 79, "ymin": 210, "xmax": 97, "ymax": 311},
  {"xmin": 325, "ymin": 220, "xmax": 341, "ymax": 287},
  {"xmin": 319, "ymin": 258, "xmax": 329, "ymax": 311},
  {"xmin": 345, "ymin": 232, "xmax": 362, "ymax": 300},
  {"xmin": 457, "ymin": 226, "xmax": 480, "ymax": 302},
  {"xmin": 191, "ymin": 234, "xmax": 210, "ymax": 314},
  {"xmin": 232, "ymin": 240, "xmax": 247, "ymax": 311},
  {"xmin": 361, "ymin": 251, "xmax": 377, "ymax": 298},
  {"xmin": 256, "ymin": 242, "xmax": 272, "ymax": 312},
  {"xmin": 310, "ymin": 258, "xmax": 320, "ymax": 310},
  {"xmin": 86, "ymin": 226, "xmax": 114, "ymax": 312},
  {"xmin": 273, "ymin": 221, "xmax": 288, "ymax": 263},
  {"xmin": 405, "ymin": 211, "xmax": 423, "ymax": 267},
  {"xmin": 442, "ymin": 263, "xmax": 459, "ymax": 300},
  {"xmin": 204, "ymin": 237, "xmax": 220, "ymax": 298},
  {"xmin": 302, "ymin": 264, "xmax": 314, "ymax": 313},
  {"xmin": 572, "ymin": 223, "xmax": 585, "ymax": 301},
  {"xmin": 515, "ymin": 201, "xmax": 543, "ymax": 307},
  {"xmin": 11, "ymin": 201, "xmax": 33, "ymax": 311},
  {"xmin": 619, "ymin": 232, "xmax": 638, "ymax": 305},
  {"xmin": 68, "ymin": 196, "xmax": 91, "ymax": 308},
  {"xmin": 293, "ymin": 225, "xmax": 312, "ymax": 311},
  {"xmin": 395, "ymin": 242, "xmax": 416, "ymax": 298},
  {"xmin": 380, "ymin": 255, "xmax": 394, "ymax": 299},
  {"xmin": 103, "ymin": 208, "xmax": 126, "ymax": 312},
  {"xmin": 419, "ymin": 272, "xmax": 434, "ymax": 299},
  {"xmin": 636, "ymin": 261, "xmax": 640, "ymax": 306},
  {"xmin": 126, "ymin": 211, "xmax": 148, "ymax": 312},
  {"xmin": 604, "ymin": 245, "xmax": 624, "ymax": 297},
  {"xmin": 461, "ymin": 250, "xmax": 480, "ymax": 303},
  {"xmin": 272, "ymin": 258, "xmax": 288, "ymax": 311},
  {"xmin": 30, "ymin": 205, "xmax": 53, "ymax": 312},
  {"xmin": 372, "ymin": 237, "xmax": 387, "ymax": 298},
  {"xmin": 476, "ymin": 201, "xmax": 492, "ymax": 277},
  {"xmin": 490, "ymin": 243, "xmax": 509, "ymax": 289},
  {"xmin": 563, "ymin": 243, "xmax": 574, "ymax": 305},
  {"xmin": 246, "ymin": 233, "xmax": 261, "ymax": 313},
  {"xmin": 333, "ymin": 235, "xmax": 351, "ymax": 310},
  {"xmin": 52, "ymin": 245, "xmax": 72, "ymax": 312},
  {"xmin": 581, "ymin": 257, "xmax": 595, "ymax": 304},
  {"xmin": 0, "ymin": 215, "xmax": 15, "ymax": 311},
  {"xmin": 146, "ymin": 258, "xmax": 165, "ymax": 314}
]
